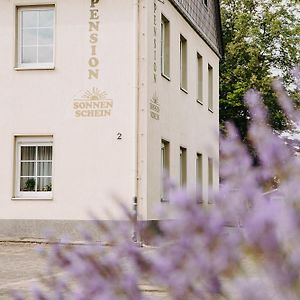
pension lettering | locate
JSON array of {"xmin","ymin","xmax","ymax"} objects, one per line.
[{"xmin": 89, "ymin": 0, "xmax": 100, "ymax": 80}]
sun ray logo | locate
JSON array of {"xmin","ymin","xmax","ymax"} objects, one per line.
[{"xmin": 73, "ymin": 87, "xmax": 113, "ymax": 118}]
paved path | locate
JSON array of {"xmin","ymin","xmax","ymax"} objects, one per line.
[
  {"xmin": 0, "ymin": 242, "xmax": 167, "ymax": 299},
  {"xmin": 0, "ymin": 242, "xmax": 48, "ymax": 299}
]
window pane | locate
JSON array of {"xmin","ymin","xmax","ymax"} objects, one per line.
[
  {"xmin": 22, "ymin": 11, "xmax": 38, "ymax": 28},
  {"xmin": 38, "ymin": 46, "xmax": 53, "ymax": 63},
  {"xmin": 180, "ymin": 35, "xmax": 187, "ymax": 90},
  {"xmin": 22, "ymin": 29, "xmax": 37, "ymax": 45},
  {"xmin": 37, "ymin": 162, "xmax": 52, "ymax": 176},
  {"xmin": 161, "ymin": 147, "xmax": 164, "ymax": 173},
  {"xmin": 208, "ymin": 158, "xmax": 213, "ymax": 187},
  {"xmin": 38, "ymin": 28, "xmax": 53, "ymax": 45},
  {"xmin": 22, "ymin": 46, "xmax": 37, "ymax": 64},
  {"xmin": 21, "ymin": 146, "xmax": 36, "ymax": 160},
  {"xmin": 196, "ymin": 154, "xmax": 203, "ymax": 185},
  {"xmin": 161, "ymin": 140, "xmax": 170, "ymax": 201},
  {"xmin": 197, "ymin": 54, "xmax": 203, "ymax": 102},
  {"xmin": 37, "ymin": 146, "xmax": 52, "ymax": 160},
  {"xmin": 39, "ymin": 10, "xmax": 54, "ymax": 27},
  {"xmin": 20, "ymin": 177, "xmax": 36, "ymax": 191},
  {"xmin": 21, "ymin": 162, "xmax": 35, "ymax": 176},
  {"xmin": 208, "ymin": 65, "xmax": 213, "ymax": 111},
  {"xmin": 180, "ymin": 147, "xmax": 187, "ymax": 187},
  {"xmin": 161, "ymin": 15, "xmax": 170, "ymax": 77},
  {"xmin": 37, "ymin": 177, "xmax": 52, "ymax": 191}
]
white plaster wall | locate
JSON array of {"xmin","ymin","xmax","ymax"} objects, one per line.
[
  {"xmin": 146, "ymin": 0, "xmax": 220, "ymax": 219},
  {"xmin": 0, "ymin": 0, "xmax": 137, "ymax": 220},
  {"xmin": 0, "ymin": 0, "xmax": 220, "ymax": 223}
]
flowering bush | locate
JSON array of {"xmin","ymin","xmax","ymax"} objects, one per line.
[{"xmin": 15, "ymin": 72, "xmax": 300, "ymax": 300}]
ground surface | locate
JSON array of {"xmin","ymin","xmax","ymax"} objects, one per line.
[
  {"xmin": 0, "ymin": 242, "xmax": 47, "ymax": 299},
  {"xmin": 0, "ymin": 242, "xmax": 166, "ymax": 300}
]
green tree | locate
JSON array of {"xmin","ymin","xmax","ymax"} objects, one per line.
[{"xmin": 220, "ymin": 0, "xmax": 300, "ymax": 139}]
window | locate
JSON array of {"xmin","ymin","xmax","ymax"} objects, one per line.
[
  {"xmin": 196, "ymin": 153, "xmax": 203, "ymax": 202},
  {"xmin": 180, "ymin": 147, "xmax": 187, "ymax": 187},
  {"xmin": 15, "ymin": 137, "xmax": 53, "ymax": 199},
  {"xmin": 197, "ymin": 53, "xmax": 203, "ymax": 103},
  {"xmin": 180, "ymin": 35, "xmax": 187, "ymax": 91},
  {"xmin": 161, "ymin": 15, "xmax": 170, "ymax": 78},
  {"xmin": 208, "ymin": 64, "xmax": 213, "ymax": 111},
  {"xmin": 17, "ymin": 6, "xmax": 55, "ymax": 68},
  {"xmin": 161, "ymin": 140, "xmax": 170, "ymax": 201},
  {"xmin": 203, "ymin": 0, "xmax": 208, "ymax": 7},
  {"xmin": 208, "ymin": 157, "xmax": 213, "ymax": 188},
  {"xmin": 196, "ymin": 153, "xmax": 203, "ymax": 203},
  {"xmin": 208, "ymin": 157, "xmax": 214, "ymax": 203}
]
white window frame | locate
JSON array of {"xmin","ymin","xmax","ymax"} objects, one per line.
[
  {"xmin": 17, "ymin": 6, "xmax": 55, "ymax": 69},
  {"xmin": 179, "ymin": 147, "xmax": 187, "ymax": 187},
  {"xmin": 14, "ymin": 136, "xmax": 53, "ymax": 199},
  {"xmin": 161, "ymin": 14, "xmax": 170, "ymax": 79},
  {"xmin": 208, "ymin": 157, "xmax": 214, "ymax": 203},
  {"xmin": 161, "ymin": 140, "xmax": 170, "ymax": 202},
  {"xmin": 208, "ymin": 157, "xmax": 213, "ymax": 188},
  {"xmin": 197, "ymin": 53, "xmax": 203, "ymax": 104},
  {"xmin": 180, "ymin": 35, "xmax": 188, "ymax": 92},
  {"xmin": 208, "ymin": 63, "xmax": 214, "ymax": 112},
  {"xmin": 196, "ymin": 153, "xmax": 203, "ymax": 202}
]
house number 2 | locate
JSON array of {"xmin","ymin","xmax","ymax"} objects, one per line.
[{"xmin": 117, "ymin": 133, "xmax": 122, "ymax": 140}]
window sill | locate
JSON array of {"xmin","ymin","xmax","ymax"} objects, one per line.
[
  {"xmin": 180, "ymin": 87, "xmax": 188, "ymax": 94},
  {"xmin": 12, "ymin": 197, "xmax": 53, "ymax": 201},
  {"xmin": 14, "ymin": 66, "xmax": 55, "ymax": 71},
  {"xmin": 161, "ymin": 73, "xmax": 171, "ymax": 81},
  {"xmin": 196, "ymin": 99, "xmax": 203, "ymax": 105}
]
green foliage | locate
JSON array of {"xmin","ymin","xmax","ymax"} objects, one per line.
[
  {"xmin": 220, "ymin": 0, "xmax": 300, "ymax": 139},
  {"xmin": 25, "ymin": 178, "xmax": 35, "ymax": 191}
]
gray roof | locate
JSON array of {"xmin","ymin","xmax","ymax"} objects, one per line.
[{"xmin": 168, "ymin": 0, "xmax": 223, "ymax": 57}]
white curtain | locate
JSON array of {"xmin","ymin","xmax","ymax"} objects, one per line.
[{"xmin": 20, "ymin": 146, "xmax": 52, "ymax": 191}]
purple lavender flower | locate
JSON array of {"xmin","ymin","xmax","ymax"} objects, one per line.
[{"xmin": 15, "ymin": 73, "xmax": 300, "ymax": 300}]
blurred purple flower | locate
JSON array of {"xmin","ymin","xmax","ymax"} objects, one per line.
[{"xmin": 15, "ymin": 73, "xmax": 300, "ymax": 300}]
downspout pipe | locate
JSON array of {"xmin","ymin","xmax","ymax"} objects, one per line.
[{"xmin": 133, "ymin": 0, "xmax": 141, "ymax": 242}]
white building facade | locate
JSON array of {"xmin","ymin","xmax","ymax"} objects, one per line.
[{"xmin": 0, "ymin": 0, "xmax": 222, "ymax": 238}]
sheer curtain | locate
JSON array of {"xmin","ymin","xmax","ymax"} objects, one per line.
[
  {"xmin": 37, "ymin": 146, "xmax": 52, "ymax": 191},
  {"xmin": 20, "ymin": 145, "xmax": 52, "ymax": 192}
]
